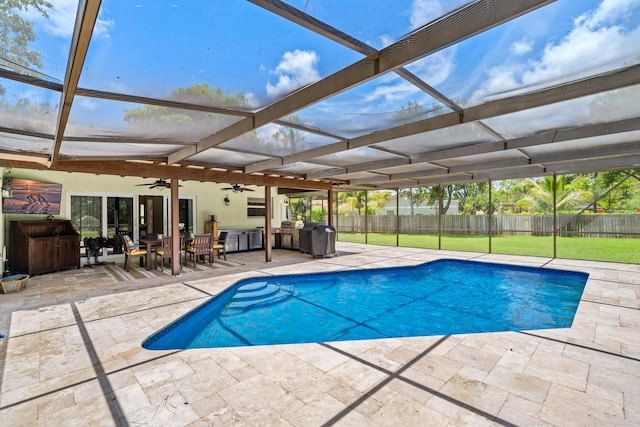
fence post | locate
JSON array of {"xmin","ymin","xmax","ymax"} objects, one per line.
[{"xmin": 364, "ymin": 191, "xmax": 368, "ymax": 244}]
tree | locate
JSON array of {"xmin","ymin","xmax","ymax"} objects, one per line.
[
  {"xmin": 425, "ymin": 186, "xmax": 453, "ymax": 214},
  {"xmin": 455, "ymin": 183, "xmax": 491, "ymax": 214},
  {"xmin": 366, "ymin": 190, "xmax": 391, "ymax": 214},
  {"xmin": 1, "ymin": 1, "xmax": 51, "ymax": 78},
  {"xmin": 337, "ymin": 191, "xmax": 366, "ymax": 215},
  {"xmin": 271, "ymin": 114, "xmax": 304, "ymax": 145},
  {"xmin": 592, "ymin": 170, "xmax": 639, "ymax": 211},
  {"xmin": 399, "ymin": 187, "xmax": 429, "ymax": 215},
  {"xmin": 124, "ymin": 83, "xmax": 252, "ymax": 127},
  {"xmin": 516, "ymin": 175, "xmax": 593, "ymax": 214},
  {"xmin": 311, "ymin": 206, "xmax": 326, "ymax": 222},
  {"xmin": 289, "ymin": 197, "xmax": 309, "ymax": 221},
  {"xmin": 392, "ymin": 100, "xmax": 445, "ymax": 124}
]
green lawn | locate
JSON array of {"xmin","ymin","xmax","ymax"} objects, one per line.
[{"xmin": 337, "ymin": 232, "xmax": 640, "ymax": 264}]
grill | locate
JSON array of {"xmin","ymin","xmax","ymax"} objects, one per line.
[
  {"xmin": 275, "ymin": 221, "xmax": 300, "ymax": 250},
  {"xmin": 299, "ymin": 222, "xmax": 336, "ymax": 258}
]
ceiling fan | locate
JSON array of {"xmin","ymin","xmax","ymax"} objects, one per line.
[
  {"xmin": 136, "ymin": 179, "xmax": 182, "ymax": 189},
  {"xmin": 221, "ymin": 183, "xmax": 254, "ymax": 193}
]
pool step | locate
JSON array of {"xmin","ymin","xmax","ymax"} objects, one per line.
[
  {"xmin": 233, "ymin": 282, "xmax": 281, "ymax": 301},
  {"xmin": 223, "ymin": 282, "xmax": 293, "ymax": 314}
]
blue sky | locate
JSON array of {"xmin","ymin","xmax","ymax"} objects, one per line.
[{"xmin": 9, "ymin": 0, "xmax": 640, "ymax": 134}]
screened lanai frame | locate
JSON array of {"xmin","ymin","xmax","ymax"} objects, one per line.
[
  {"xmin": 328, "ymin": 172, "xmax": 640, "ymax": 264},
  {"xmin": 1, "ymin": 1, "xmax": 640, "ymax": 243}
]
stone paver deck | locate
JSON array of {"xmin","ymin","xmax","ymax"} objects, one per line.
[{"xmin": 1, "ymin": 243, "xmax": 639, "ymax": 426}]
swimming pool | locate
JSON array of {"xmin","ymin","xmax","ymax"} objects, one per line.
[{"xmin": 142, "ymin": 259, "xmax": 588, "ymax": 350}]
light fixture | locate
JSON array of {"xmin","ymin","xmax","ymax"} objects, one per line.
[
  {"xmin": 2, "ymin": 176, "xmax": 13, "ymax": 198},
  {"xmin": 224, "ymin": 195, "xmax": 230, "ymax": 206}
]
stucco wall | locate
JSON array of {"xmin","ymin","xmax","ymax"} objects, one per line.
[{"xmin": 0, "ymin": 167, "xmax": 287, "ymax": 273}]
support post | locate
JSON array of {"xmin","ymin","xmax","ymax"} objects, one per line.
[
  {"xmin": 488, "ymin": 180, "xmax": 492, "ymax": 254},
  {"xmin": 553, "ymin": 174, "xmax": 557, "ymax": 259},
  {"xmin": 265, "ymin": 185, "xmax": 272, "ymax": 262},
  {"xmin": 396, "ymin": 188, "xmax": 400, "ymax": 247},
  {"xmin": 170, "ymin": 178, "xmax": 180, "ymax": 276}
]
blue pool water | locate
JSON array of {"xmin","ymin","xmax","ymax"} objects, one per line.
[{"xmin": 142, "ymin": 259, "xmax": 588, "ymax": 350}]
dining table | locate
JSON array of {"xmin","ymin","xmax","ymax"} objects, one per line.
[{"xmin": 138, "ymin": 238, "xmax": 161, "ymax": 271}]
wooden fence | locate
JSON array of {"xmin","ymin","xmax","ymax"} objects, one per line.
[{"xmin": 335, "ymin": 214, "xmax": 640, "ymax": 238}]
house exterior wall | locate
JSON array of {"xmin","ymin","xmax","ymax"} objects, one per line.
[
  {"xmin": 377, "ymin": 196, "xmax": 459, "ymax": 216},
  {"xmin": 0, "ymin": 167, "xmax": 286, "ymax": 273}
]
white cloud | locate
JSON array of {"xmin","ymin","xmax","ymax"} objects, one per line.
[
  {"xmin": 18, "ymin": 0, "xmax": 114, "ymax": 38},
  {"xmin": 511, "ymin": 39, "xmax": 533, "ymax": 56},
  {"xmin": 378, "ymin": 34, "xmax": 395, "ymax": 49},
  {"xmin": 579, "ymin": 0, "xmax": 640, "ymax": 28},
  {"xmin": 266, "ymin": 50, "xmax": 321, "ymax": 98},
  {"xmin": 78, "ymin": 98, "xmax": 98, "ymax": 110},
  {"xmin": 360, "ymin": 49, "xmax": 456, "ymax": 106},
  {"xmin": 470, "ymin": 0, "xmax": 640, "ymax": 103},
  {"xmin": 409, "ymin": 0, "xmax": 445, "ymax": 31}
]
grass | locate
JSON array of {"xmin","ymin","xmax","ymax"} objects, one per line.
[{"xmin": 337, "ymin": 232, "xmax": 640, "ymax": 264}]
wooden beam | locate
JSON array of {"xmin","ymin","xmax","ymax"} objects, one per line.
[
  {"xmin": 51, "ymin": 0, "xmax": 102, "ymax": 166},
  {"xmin": 5, "ymin": 160, "xmax": 332, "ymax": 191}
]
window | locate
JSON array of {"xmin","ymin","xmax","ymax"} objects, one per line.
[
  {"xmin": 71, "ymin": 196, "xmax": 102, "ymax": 241},
  {"xmin": 247, "ymin": 197, "xmax": 265, "ymax": 217}
]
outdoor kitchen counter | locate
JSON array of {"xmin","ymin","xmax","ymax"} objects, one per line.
[{"xmin": 219, "ymin": 228, "xmax": 264, "ymax": 252}]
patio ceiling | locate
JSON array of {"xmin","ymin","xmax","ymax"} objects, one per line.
[{"xmin": 1, "ymin": 0, "xmax": 639, "ymax": 191}]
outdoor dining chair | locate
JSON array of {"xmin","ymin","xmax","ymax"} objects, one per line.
[
  {"xmin": 122, "ymin": 235, "xmax": 147, "ymax": 272},
  {"xmin": 184, "ymin": 234, "xmax": 214, "ymax": 266},
  {"xmin": 155, "ymin": 236, "xmax": 182, "ymax": 271}
]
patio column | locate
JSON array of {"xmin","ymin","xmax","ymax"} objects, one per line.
[
  {"xmin": 265, "ymin": 185, "xmax": 272, "ymax": 262},
  {"xmin": 396, "ymin": 188, "xmax": 399, "ymax": 247},
  {"xmin": 488, "ymin": 180, "xmax": 492, "ymax": 253},
  {"xmin": 553, "ymin": 174, "xmax": 557, "ymax": 258},
  {"xmin": 170, "ymin": 178, "xmax": 180, "ymax": 276},
  {"xmin": 328, "ymin": 189, "xmax": 334, "ymax": 226}
]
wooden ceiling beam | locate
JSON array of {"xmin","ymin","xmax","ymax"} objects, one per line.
[{"xmin": 4, "ymin": 160, "xmax": 332, "ymax": 191}]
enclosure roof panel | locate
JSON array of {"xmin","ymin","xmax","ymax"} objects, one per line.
[{"xmin": 1, "ymin": 0, "xmax": 639, "ymax": 190}]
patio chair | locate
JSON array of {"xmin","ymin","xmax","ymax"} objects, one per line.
[
  {"xmin": 122, "ymin": 235, "xmax": 147, "ymax": 272},
  {"xmin": 155, "ymin": 236, "xmax": 181, "ymax": 271},
  {"xmin": 213, "ymin": 231, "xmax": 228, "ymax": 261},
  {"xmin": 185, "ymin": 234, "xmax": 214, "ymax": 266}
]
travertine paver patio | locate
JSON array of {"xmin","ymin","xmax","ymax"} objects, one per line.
[{"xmin": 1, "ymin": 242, "xmax": 639, "ymax": 426}]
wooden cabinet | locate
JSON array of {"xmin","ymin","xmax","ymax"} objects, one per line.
[
  {"xmin": 10, "ymin": 220, "xmax": 81, "ymax": 275},
  {"xmin": 204, "ymin": 220, "xmax": 218, "ymax": 237},
  {"xmin": 204, "ymin": 220, "xmax": 219, "ymax": 256}
]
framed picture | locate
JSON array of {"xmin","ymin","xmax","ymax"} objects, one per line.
[{"xmin": 2, "ymin": 178, "xmax": 62, "ymax": 215}]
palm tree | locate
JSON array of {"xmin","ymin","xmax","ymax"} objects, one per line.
[
  {"xmin": 517, "ymin": 175, "xmax": 593, "ymax": 213},
  {"xmin": 338, "ymin": 191, "xmax": 366, "ymax": 215}
]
